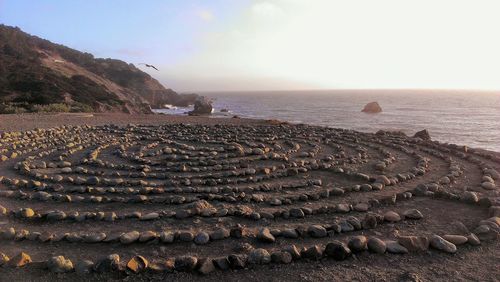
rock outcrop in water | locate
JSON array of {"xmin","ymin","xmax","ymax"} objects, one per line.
[
  {"xmin": 361, "ymin": 102, "xmax": 382, "ymax": 113},
  {"xmin": 413, "ymin": 129, "xmax": 431, "ymax": 140},
  {"xmin": 188, "ymin": 97, "xmax": 213, "ymax": 115}
]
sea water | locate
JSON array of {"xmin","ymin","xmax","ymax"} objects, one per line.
[{"xmin": 155, "ymin": 90, "xmax": 500, "ymax": 152}]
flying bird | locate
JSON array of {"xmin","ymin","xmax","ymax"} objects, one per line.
[{"xmin": 138, "ymin": 63, "xmax": 159, "ymax": 71}]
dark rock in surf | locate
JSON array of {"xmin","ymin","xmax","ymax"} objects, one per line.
[
  {"xmin": 361, "ymin": 102, "xmax": 382, "ymax": 113},
  {"xmin": 189, "ymin": 96, "xmax": 213, "ymax": 115}
]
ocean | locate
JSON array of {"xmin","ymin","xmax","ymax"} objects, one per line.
[{"xmin": 154, "ymin": 90, "xmax": 500, "ymax": 152}]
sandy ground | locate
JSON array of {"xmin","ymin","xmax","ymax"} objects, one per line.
[
  {"xmin": 0, "ymin": 113, "xmax": 499, "ymax": 282},
  {"xmin": 0, "ymin": 113, "xmax": 269, "ymax": 131}
]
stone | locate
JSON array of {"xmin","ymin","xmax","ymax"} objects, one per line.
[
  {"xmin": 213, "ymin": 257, "xmax": 230, "ymax": 270},
  {"xmin": 346, "ymin": 216, "xmax": 362, "ymax": 230},
  {"xmin": 348, "ymin": 236, "xmax": 368, "ymax": 252},
  {"xmin": 462, "ymin": 191, "xmax": 479, "ymax": 204},
  {"xmin": 194, "ymin": 232, "xmax": 210, "ymax": 245},
  {"xmin": 466, "ymin": 233, "xmax": 481, "ymax": 246},
  {"xmin": 1, "ymin": 227, "xmax": 16, "ymax": 240},
  {"xmin": 290, "ymin": 208, "xmax": 305, "ymax": 218},
  {"xmin": 94, "ymin": 254, "xmax": 120, "ymax": 272},
  {"xmin": 325, "ymin": 241, "xmax": 351, "ymax": 260},
  {"xmin": 47, "ymin": 256, "xmax": 74, "ymax": 273},
  {"xmin": 403, "ymin": 209, "xmax": 423, "ymax": 220},
  {"xmin": 20, "ymin": 208, "xmax": 35, "ymax": 218},
  {"xmin": 174, "ymin": 256, "xmax": 198, "ymax": 272},
  {"xmin": 473, "ymin": 224, "xmax": 499, "ymax": 241},
  {"xmin": 179, "ymin": 231, "xmax": 195, "ymax": 242},
  {"xmin": 257, "ymin": 228, "xmax": 275, "ymax": 243},
  {"xmin": 75, "ymin": 260, "xmax": 94, "ymax": 275},
  {"xmin": 481, "ymin": 182, "xmax": 496, "ymax": 190},
  {"xmin": 429, "ymin": 235, "xmax": 457, "ymax": 253},
  {"xmin": 38, "ymin": 232, "xmax": 54, "ymax": 242},
  {"xmin": 0, "ymin": 252, "xmax": 10, "ymax": 266},
  {"xmin": 330, "ymin": 188, "xmax": 344, "ymax": 196},
  {"xmin": 302, "ymin": 245, "xmax": 323, "ymax": 260},
  {"xmin": 271, "ymin": 251, "xmax": 292, "ymax": 264},
  {"xmin": 149, "ymin": 259, "xmax": 174, "ymax": 273},
  {"xmin": 126, "ymin": 255, "xmax": 149, "ymax": 273},
  {"xmin": 197, "ymin": 258, "xmax": 215, "ymax": 275},
  {"xmin": 160, "ymin": 231, "xmax": 175, "ymax": 243},
  {"xmin": 248, "ymin": 248, "xmax": 271, "ymax": 264},
  {"xmin": 120, "ymin": 231, "xmax": 140, "ymax": 244},
  {"xmin": 413, "ymin": 129, "xmax": 431, "ymax": 140},
  {"xmin": 308, "ymin": 225, "xmax": 327, "ymax": 238},
  {"xmin": 442, "ymin": 235, "xmax": 468, "ymax": 245},
  {"xmin": 210, "ymin": 228, "xmax": 230, "ymax": 240},
  {"xmin": 367, "ymin": 237, "xmax": 386, "ymax": 254},
  {"xmin": 281, "ymin": 228, "xmax": 299, "ymax": 239},
  {"xmin": 336, "ymin": 203, "xmax": 350, "ymax": 213},
  {"xmin": 46, "ymin": 210, "xmax": 67, "ymax": 221},
  {"xmin": 0, "ymin": 205, "xmax": 7, "ymax": 215},
  {"xmin": 234, "ymin": 242, "xmax": 254, "ymax": 253},
  {"xmin": 385, "ymin": 241, "xmax": 409, "ymax": 254},
  {"xmin": 228, "ymin": 254, "xmax": 247, "ymax": 269},
  {"xmin": 139, "ymin": 231, "xmax": 157, "ymax": 242},
  {"xmin": 83, "ymin": 232, "xmax": 106, "ymax": 243},
  {"xmin": 360, "ymin": 184, "xmax": 372, "ymax": 191},
  {"xmin": 283, "ymin": 245, "xmax": 301, "ymax": 260},
  {"xmin": 397, "ymin": 236, "xmax": 429, "ymax": 252},
  {"xmin": 6, "ymin": 252, "xmax": 32, "ymax": 267},
  {"xmin": 362, "ymin": 214, "xmax": 379, "ymax": 229},
  {"xmin": 361, "ymin": 101, "xmax": 382, "ymax": 113},
  {"xmin": 141, "ymin": 212, "xmax": 160, "ymax": 220},
  {"xmin": 354, "ymin": 203, "xmax": 369, "ymax": 212},
  {"xmin": 340, "ymin": 221, "xmax": 355, "ymax": 232},
  {"xmin": 384, "ymin": 211, "xmax": 401, "ymax": 222},
  {"xmin": 230, "ymin": 225, "xmax": 247, "ymax": 238}
]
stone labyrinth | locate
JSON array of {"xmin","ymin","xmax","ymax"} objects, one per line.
[{"xmin": 0, "ymin": 123, "xmax": 499, "ymax": 275}]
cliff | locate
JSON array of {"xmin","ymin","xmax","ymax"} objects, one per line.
[{"xmin": 0, "ymin": 24, "xmax": 197, "ymax": 113}]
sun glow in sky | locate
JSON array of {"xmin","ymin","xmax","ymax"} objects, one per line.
[{"xmin": 1, "ymin": 0, "xmax": 500, "ymax": 92}]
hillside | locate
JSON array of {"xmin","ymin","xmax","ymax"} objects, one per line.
[{"xmin": 0, "ymin": 24, "xmax": 198, "ymax": 113}]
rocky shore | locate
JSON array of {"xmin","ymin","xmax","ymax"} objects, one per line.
[{"xmin": 0, "ymin": 113, "xmax": 499, "ymax": 281}]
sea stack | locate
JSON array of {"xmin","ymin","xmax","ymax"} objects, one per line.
[
  {"xmin": 188, "ymin": 97, "xmax": 213, "ymax": 115},
  {"xmin": 361, "ymin": 102, "xmax": 382, "ymax": 113}
]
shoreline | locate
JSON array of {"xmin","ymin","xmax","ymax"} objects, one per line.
[{"xmin": 1, "ymin": 112, "xmax": 498, "ymax": 157}]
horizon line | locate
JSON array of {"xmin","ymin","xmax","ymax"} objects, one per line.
[{"xmin": 186, "ymin": 88, "xmax": 500, "ymax": 94}]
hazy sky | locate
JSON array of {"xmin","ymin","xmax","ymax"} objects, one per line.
[{"xmin": 1, "ymin": 0, "xmax": 499, "ymax": 92}]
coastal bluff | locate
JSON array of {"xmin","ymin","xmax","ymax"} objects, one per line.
[{"xmin": 0, "ymin": 24, "xmax": 198, "ymax": 114}]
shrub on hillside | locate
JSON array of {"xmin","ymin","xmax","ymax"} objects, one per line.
[
  {"xmin": 31, "ymin": 103, "xmax": 70, "ymax": 113},
  {"xmin": 0, "ymin": 103, "xmax": 27, "ymax": 114}
]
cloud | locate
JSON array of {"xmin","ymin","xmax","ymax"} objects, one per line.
[
  {"xmin": 196, "ymin": 8, "xmax": 214, "ymax": 22},
  {"xmin": 168, "ymin": 0, "xmax": 500, "ymax": 91},
  {"xmin": 251, "ymin": 1, "xmax": 284, "ymax": 18}
]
